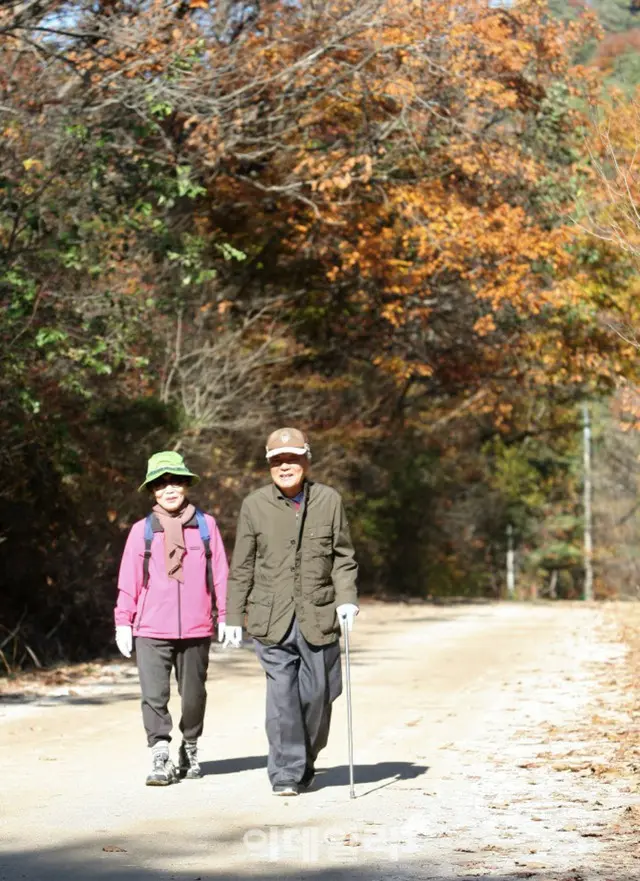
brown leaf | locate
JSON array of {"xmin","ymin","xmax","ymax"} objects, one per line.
[{"xmin": 552, "ymin": 761, "xmax": 592, "ymax": 772}]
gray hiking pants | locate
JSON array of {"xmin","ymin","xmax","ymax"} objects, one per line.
[
  {"xmin": 135, "ymin": 637, "xmax": 211, "ymax": 747},
  {"xmin": 254, "ymin": 617, "xmax": 342, "ymax": 786}
]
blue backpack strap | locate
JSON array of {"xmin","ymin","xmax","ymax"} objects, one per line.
[
  {"xmin": 195, "ymin": 510, "xmax": 215, "ymax": 600},
  {"xmin": 142, "ymin": 514, "xmax": 154, "ymax": 589}
]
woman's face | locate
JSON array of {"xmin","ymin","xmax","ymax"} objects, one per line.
[{"xmin": 149, "ymin": 474, "xmax": 190, "ymax": 513}]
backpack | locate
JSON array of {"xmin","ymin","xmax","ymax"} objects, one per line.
[{"xmin": 142, "ymin": 511, "xmax": 215, "ymax": 602}]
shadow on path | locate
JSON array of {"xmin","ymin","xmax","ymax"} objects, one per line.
[
  {"xmin": 313, "ymin": 760, "xmax": 429, "ymax": 793},
  {"xmin": 200, "ymin": 755, "xmax": 267, "ymax": 776}
]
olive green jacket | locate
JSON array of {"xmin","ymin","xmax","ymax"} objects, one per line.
[{"xmin": 226, "ymin": 480, "xmax": 359, "ymax": 646}]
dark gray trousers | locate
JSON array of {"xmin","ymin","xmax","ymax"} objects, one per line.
[
  {"xmin": 135, "ymin": 637, "xmax": 211, "ymax": 747},
  {"xmin": 254, "ymin": 617, "xmax": 342, "ymax": 786}
]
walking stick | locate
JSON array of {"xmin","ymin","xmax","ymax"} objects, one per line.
[{"xmin": 343, "ymin": 619, "xmax": 356, "ymax": 799}]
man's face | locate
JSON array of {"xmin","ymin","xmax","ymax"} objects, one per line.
[{"xmin": 269, "ymin": 453, "xmax": 309, "ymax": 498}]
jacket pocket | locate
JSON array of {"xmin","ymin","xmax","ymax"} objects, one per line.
[
  {"xmin": 311, "ymin": 586, "xmax": 337, "ymax": 636},
  {"xmin": 303, "ymin": 528, "xmax": 333, "ymax": 582},
  {"xmin": 247, "ymin": 592, "xmax": 274, "ymax": 638},
  {"xmin": 311, "ymin": 586, "xmax": 335, "ymax": 606},
  {"xmin": 135, "ymin": 589, "xmax": 149, "ymax": 631},
  {"xmin": 305, "ymin": 527, "xmax": 333, "ymax": 555}
]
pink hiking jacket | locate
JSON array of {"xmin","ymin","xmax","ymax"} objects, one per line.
[{"xmin": 114, "ymin": 513, "xmax": 228, "ymax": 639}]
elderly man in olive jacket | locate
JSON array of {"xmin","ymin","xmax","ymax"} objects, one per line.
[{"xmin": 224, "ymin": 427, "xmax": 359, "ymax": 796}]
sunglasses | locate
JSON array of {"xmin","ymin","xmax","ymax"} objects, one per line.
[{"xmin": 148, "ymin": 475, "xmax": 191, "ymax": 492}]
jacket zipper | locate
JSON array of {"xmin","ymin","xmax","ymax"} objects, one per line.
[
  {"xmin": 177, "ymin": 579, "xmax": 182, "ymax": 639},
  {"xmin": 293, "ymin": 486, "xmax": 308, "ymax": 597},
  {"xmin": 295, "ymin": 484, "xmax": 308, "ymax": 550}
]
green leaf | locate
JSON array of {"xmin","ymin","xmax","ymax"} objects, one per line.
[
  {"xmin": 35, "ymin": 328, "xmax": 68, "ymax": 348},
  {"xmin": 216, "ymin": 242, "xmax": 247, "ymax": 262}
]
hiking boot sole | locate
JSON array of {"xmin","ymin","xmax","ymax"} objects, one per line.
[
  {"xmin": 272, "ymin": 784, "xmax": 299, "ymax": 796},
  {"xmin": 145, "ymin": 776, "xmax": 172, "ymax": 786}
]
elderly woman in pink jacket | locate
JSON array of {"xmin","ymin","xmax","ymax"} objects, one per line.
[{"xmin": 114, "ymin": 451, "xmax": 229, "ymax": 786}]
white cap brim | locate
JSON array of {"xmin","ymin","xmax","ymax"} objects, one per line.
[{"xmin": 266, "ymin": 445, "xmax": 308, "ymax": 459}]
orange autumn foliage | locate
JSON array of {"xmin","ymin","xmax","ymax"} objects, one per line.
[{"xmin": 14, "ymin": 0, "xmax": 635, "ymax": 429}]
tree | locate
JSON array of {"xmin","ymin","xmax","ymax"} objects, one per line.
[{"xmin": 2, "ymin": 0, "xmax": 640, "ymax": 668}]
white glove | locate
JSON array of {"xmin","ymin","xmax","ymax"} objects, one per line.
[
  {"xmin": 222, "ymin": 625, "xmax": 243, "ymax": 648},
  {"xmin": 217, "ymin": 621, "xmax": 225, "ymax": 642},
  {"xmin": 336, "ymin": 603, "xmax": 359, "ymax": 633},
  {"xmin": 115, "ymin": 625, "xmax": 133, "ymax": 658}
]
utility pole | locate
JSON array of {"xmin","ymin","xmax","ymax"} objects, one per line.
[
  {"xmin": 583, "ymin": 402, "xmax": 594, "ymax": 601},
  {"xmin": 506, "ymin": 524, "xmax": 515, "ymax": 598}
]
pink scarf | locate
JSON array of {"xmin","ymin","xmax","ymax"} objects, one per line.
[{"xmin": 152, "ymin": 502, "xmax": 196, "ymax": 583}]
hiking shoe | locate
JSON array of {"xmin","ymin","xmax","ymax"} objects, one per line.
[
  {"xmin": 272, "ymin": 782, "xmax": 299, "ymax": 796},
  {"xmin": 178, "ymin": 740, "xmax": 202, "ymax": 779},
  {"xmin": 165, "ymin": 758, "xmax": 180, "ymax": 783},
  {"xmin": 146, "ymin": 750, "xmax": 179, "ymax": 786}
]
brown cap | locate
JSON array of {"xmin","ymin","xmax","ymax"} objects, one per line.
[{"xmin": 265, "ymin": 427, "xmax": 311, "ymax": 460}]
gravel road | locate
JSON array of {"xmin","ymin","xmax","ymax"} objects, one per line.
[{"xmin": 1, "ymin": 601, "xmax": 637, "ymax": 881}]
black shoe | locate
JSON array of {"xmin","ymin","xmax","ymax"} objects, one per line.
[
  {"xmin": 272, "ymin": 782, "xmax": 299, "ymax": 796},
  {"xmin": 300, "ymin": 765, "xmax": 316, "ymax": 789},
  {"xmin": 178, "ymin": 740, "xmax": 202, "ymax": 779}
]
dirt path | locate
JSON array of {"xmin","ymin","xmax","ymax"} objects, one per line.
[{"xmin": 0, "ymin": 601, "xmax": 638, "ymax": 881}]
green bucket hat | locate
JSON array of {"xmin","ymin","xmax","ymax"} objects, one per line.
[{"xmin": 138, "ymin": 451, "xmax": 200, "ymax": 492}]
